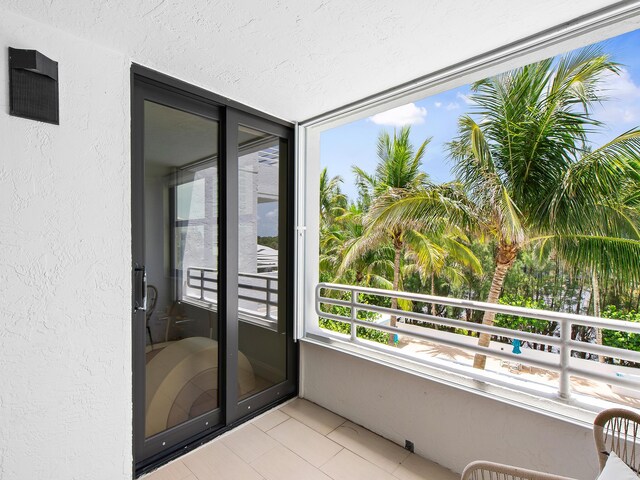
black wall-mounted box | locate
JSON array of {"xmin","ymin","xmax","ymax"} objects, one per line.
[{"xmin": 9, "ymin": 48, "xmax": 59, "ymax": 125}]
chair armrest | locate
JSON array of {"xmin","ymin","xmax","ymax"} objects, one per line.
[{"xmin": 461, "ymin": 461, "xmax": 579, "ymax": 480}]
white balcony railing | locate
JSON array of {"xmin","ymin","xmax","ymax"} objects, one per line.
[{"xmin": 316, "ymin": 282, "xmax": 640, "ymax": 402}]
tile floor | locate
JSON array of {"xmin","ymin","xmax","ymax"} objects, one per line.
[{"xmin": 142, "ymin": 398, "xmax": 457, "ymax": 480}]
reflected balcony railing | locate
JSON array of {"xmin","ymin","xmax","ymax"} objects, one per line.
[{"xmin": 185, "ymin": 267, "xmax": 278, "ymax": 328}]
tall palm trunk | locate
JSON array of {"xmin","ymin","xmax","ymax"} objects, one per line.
[
  {"xmin": 389, "ymin": 238, "xmax": 403, "ymax": 346},
  {"xmin": 473, "ymin": 243, "xmax": 519, "ymax": 369},
  {"xmin": 431, "ymin": 273, "xmax": 437, "ymax": 316},
  {"xmin": 592, "ymin": 271, "xmax": 605, "ymax": 363}
]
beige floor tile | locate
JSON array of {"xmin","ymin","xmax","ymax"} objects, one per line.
[
  {"xmin": 182, "ymin": 441, "xmax": 263, "ymax": 480},
  {"xmin": 143, "ymin": 460, "xmax": 193, "ymax": 480},
  {"xmin": 253, "ymin": 409, "xmax": 290, "ymax": 432},
  {"xmin": 321, "ymin": 449, "xmax": 397, "ymax": 480},
  {"xmin": 393, "ymin": 453, "xmax": 458, "ymax": 480},
  {"xmin": 268, "ymin": 418, "xmax": 343, "ymax": 467},
  {"xmin": 221, "ymin": 423, "xmax": 278, "ymax": 463},
  {"xmin": 327, "ymin": 422, "xmax": 410, "ymax": 473},
  {"xmin": 280, "ymin": 398, "xmax": 345, "ymax": 435},
  {"xmin": 250, "ymin": 444, "xmax": 333, "ymax": 480}
]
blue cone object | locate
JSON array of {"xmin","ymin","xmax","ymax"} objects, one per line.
[{"xmin": 512, "ymin": 338, "xmax": 522, "ymax": 354}]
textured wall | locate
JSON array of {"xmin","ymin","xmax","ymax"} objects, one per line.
[
  {"xmin": 0, "ymin": 0, "xmax": 622, "ymax": 121},
  {"xmin": 301, "ymin": 342, "xmax": 598, "ymax": 480},
  {"xmin": 0, "ymin": 2, "xmax": 634, "ymax": 479},
  {"xmin": 0, "ymin": 10, "xmax": 131, "ymax": 480}
]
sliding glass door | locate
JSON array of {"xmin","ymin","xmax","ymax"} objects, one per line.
[
  {"xmin": 225, "ymin": 110, "xmax": 296, "ymax": 424},
  {"xmin": 132, "ymin": 71, "xmax": 296, "ymax": 473}
]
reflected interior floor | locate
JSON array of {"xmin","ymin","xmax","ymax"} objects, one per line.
[
  {"xmin": 239, "ymin": 375, "xmax": 275, "ymax": 401},
  {"xmin": 141, "ymin": 398, "xmax": 457, "ymax": 480},
  {"xmin": 145, "ymin": 346, "xmax": 277, "ymax": 424}
]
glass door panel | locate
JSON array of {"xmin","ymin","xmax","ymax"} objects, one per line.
[
  {"xmin": 143, "ymin": 100, "xmax": 220, "ymax": 439},
  {"xmin": 133, "ymin": 76, "xmax": 296, "ymax": 473},
  {"xmin": 236, "ymin": 126, "xmax": 287, "ymax": 401}
]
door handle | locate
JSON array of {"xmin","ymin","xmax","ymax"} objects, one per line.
[{"xmin": 134, "ymin": 264, "xmax": 147, "ymax": 312}]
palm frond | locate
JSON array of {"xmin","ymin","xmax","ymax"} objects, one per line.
[
  {"xmin": 545, "ymin": 129, "xmax": 640, "ymax": 235},
  {"xmin": 366, "ymin": 183, "xmax": 477, "ymax": 233},
  {"xmin": 533, "ymin": 234, "xmax": 640, "ymax": 284},
  {"xmin": 440, "ymin": 237, "xmax": 483, "ymax": 275}
]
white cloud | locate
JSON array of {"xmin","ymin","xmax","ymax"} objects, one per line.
[
  {"xmin": 623, "ymin": 110, "xmax": 638, "ymax": 122},
  {"xmin": 445, "ymin": 102, "xmax": 460, "ymax": 111},
  {"xmin": 370, "ymin": 103, "xmax": 427, "ymax": 127},
  {"xmin": 599, "ymin": 68, "xmax": 640, "ymax": 100},
  {"xmin": 456, "ymin": 92, "xmax": 475, "ymax": 105},
  {"xmin": 266, "ymin": 210, "xmax": 277, "ymax": 219},
  {"xmin": 592, "ymin": 67, "xmax": 640, "ymax": 125},
  {"xmin": 600, "ymin": 104, "xmax": 640, "ymax": 124},
  {"xmin": 435, "ymin": 101, "xmax": 442, "ymax": 108}
]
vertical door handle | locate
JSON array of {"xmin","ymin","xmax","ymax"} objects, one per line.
[{"xmin": 134, "ymin": 264, "xmax": 147, "ymax": 311}]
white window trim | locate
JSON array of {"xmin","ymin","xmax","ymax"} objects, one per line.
[{"xmin": 294, "ymin": 1, "xmax": 640, "ymax": 422}]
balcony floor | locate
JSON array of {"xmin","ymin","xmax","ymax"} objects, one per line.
[{"xmin": 143, "ymin": 398, "xmax": 457, "ymax": 480}]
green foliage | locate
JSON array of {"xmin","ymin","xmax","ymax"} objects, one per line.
[
  {"xmin": 257, "ymin": 236, "xmax": 278, "ymax": 250},
  {"xmin": 494, "ymin": 295, "xmax": 550, "ymax": 332},
  {"xmin": 318, "ymin": 46, "xmax": 640, "ymax": 364},
  {"xmin": 493, "ymin": 295, "xmax": 557, "ymax": 350},
  {"xmin": 602, "ymin": 306, "xmax": 640, "ymax": 364},
  {"xmin": 318, "ymin": 318, "xmax": 390, "ymax": 344},
  {"xmin": 318, "ymin": 291, "xmax": 390, "ymax": 344}
]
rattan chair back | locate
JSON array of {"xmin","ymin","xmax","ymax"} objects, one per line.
[
  {"xmin": 461, "ymin": 461, "xmax": 577, "ymax": 480},
  {"xmin": 593, "ymin": 407, "xmax": 640, "ymax": 474}
]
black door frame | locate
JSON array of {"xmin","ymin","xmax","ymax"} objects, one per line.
[
  {"xmin": 224, "ymin": 108, "xmax": 297, "ymax": 425},
  {"xmin": 131, "ymin": 65, "xmax": 298, "ymax": 476}
]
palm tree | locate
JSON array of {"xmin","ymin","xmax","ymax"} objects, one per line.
[
  {"xmin": 322, "ymin": 203, "xmax": 394, "ymax": 287},
  {"xmin": 340, "ymin": 127, "xmax": 482, "ymax": 344},
  {"xmin": 318, "ymin": 168, "xmax": 350, "ymax": 283},
  {"xmin": 403, "ymin": 224, "xmax": 482, "ymax": 315},
  {"xmin": 340, "ymin": 126, "xmax": 429, "ymax": 344},
  {"xmin": 447, "ymin": 47, "xmax": 640, "ymax": 369},
  {"xmin": 319, "ymin": 167, "xmax": 347, "ymax": 226}
]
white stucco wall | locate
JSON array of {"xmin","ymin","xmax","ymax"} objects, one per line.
[
  {"xmin": 0, "ymin": 2, "xmax": 636, "ymax": 479},
  {"xmin": 0, "ymin": 10, "xmax": 131, "ymax": 480},
  {"xmin": 0, "ymin": 0, "xmax": 624, "ymax": 121},
  {"xmin": 301, "ymin": 342, "xmax": 599, "ymax": 480}
]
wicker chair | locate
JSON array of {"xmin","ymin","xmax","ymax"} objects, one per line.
[
  {"xmin": 461, "ymin": 461, "xmax": 577, "ymax": 480},
  {"xmin": 593, "ymin": 407, "xmax": 640, "ymax": 474}
]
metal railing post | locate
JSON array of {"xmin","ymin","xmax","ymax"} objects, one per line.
[
  {"xmin": 350, "ymin": 288, "xmax": 357, "ymax": 342},
  {"xmin": 559, "ymin": 320, "xmax": 571, "ymax": 400},
  {"xmin": 200, "ymin": 269, "xmax": 205, "ymax": 300},
  {"xmin": 266, "ymin": 277, "xmax": 272, "ymax": 320}
]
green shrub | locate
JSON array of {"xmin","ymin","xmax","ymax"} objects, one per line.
[
  {"xmin": 602, "ymin": 306, "xmax": 640, "ymax": 366},
  {"xmin": 318, "ymin": 290, "xmax": 390, "ymax": 344},
  {"xmin": 493, "ymin": 295, "xmax": 556, "ymax": 350}
]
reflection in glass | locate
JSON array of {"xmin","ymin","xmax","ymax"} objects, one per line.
[
  {"xmin": 237, "ymin": 125, "xmax": 286, "ymax": 401},
  {"xmin": 143, "ymin": 101, "xmax": 221, "ymax": 438}
]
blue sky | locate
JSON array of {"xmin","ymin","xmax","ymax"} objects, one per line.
[{"xmin": 321, "ymin": 28, "xmax": 640, "ymax": 202}]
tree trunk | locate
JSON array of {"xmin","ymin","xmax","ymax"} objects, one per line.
[
  {"xmin": 389, "ymin": 240, "xmax": 402, "ymax": 346},
  {"xmin": 473, "ymin": 243, "xmax": 519, "ymax": 369},
  {"xmin": 431, "ymin": 273, "xmax": 437, "ymax": 316},
  {"xmin": 592, "ymin": 271, "xmax": 605, "ymax": 363},
  {"xmin": 576, "ymin": 282, "xmax": 583, "ymax": 315}
]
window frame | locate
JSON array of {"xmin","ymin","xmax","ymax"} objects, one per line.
[{"xmin": 294, "ymin": 2, "xmax": 640, "ymax": 422}]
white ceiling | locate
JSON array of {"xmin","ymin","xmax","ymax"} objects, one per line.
[{"xmin": 2, "ymin": 0, "xmax": 625, "ymax": 121}]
